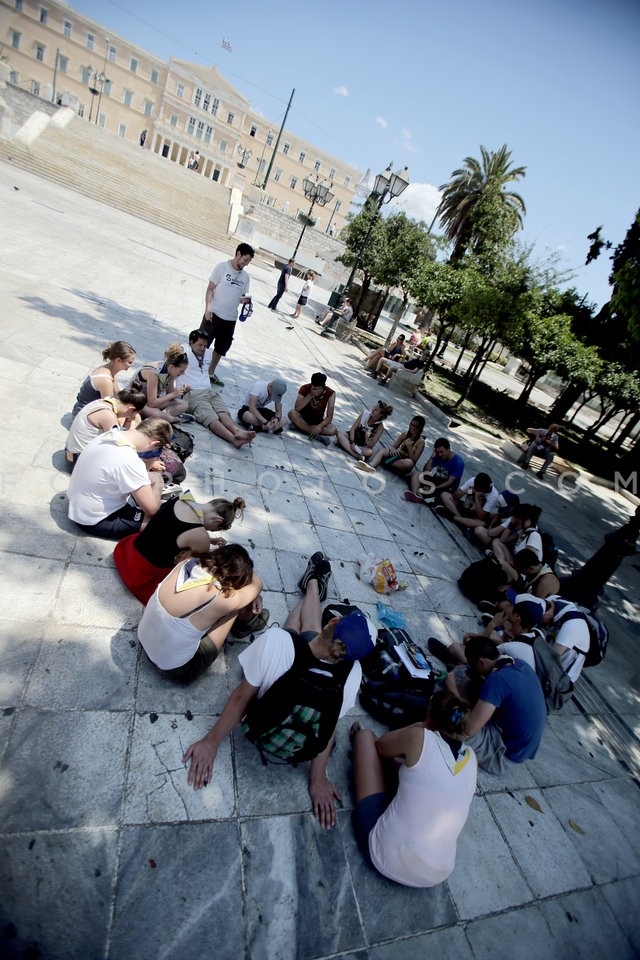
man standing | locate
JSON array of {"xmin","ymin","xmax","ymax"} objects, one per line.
[
  {"xmin": 238, "ymin": 377, "xmax": 287, "ymax": 433},
  {"xmin": 404, "ymin": 437, "xmax": 465, "ymax": 504},
  {"xmin": 288, "ymin": 372, "xmax": 337, "ymax": 445},
  {"xmin": 182, "ymin": 555, "xmax": 376, "ymax": 828},
  {"xmin": 202, "ymin": 243, "xmax": 255, "ymax": 386},
  {"xmin": 177, "ymin": 330, "xmax": 255, "ymax": 448},
  {"xmin": 268, "ymin": 259, "xmax": 294, "ymax": 311},
  {"xmin": 518, "ymin": 423, "xmax": 560, "ymax": 479}
]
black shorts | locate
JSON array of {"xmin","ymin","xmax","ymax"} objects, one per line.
[
  {"xmin": 297, "ymin": 295, "xmax": 308, "ymax": 306},
  {"xmin": 78, "ymin": 501, "xmax": 144, "ymax": 540},
  {"xmin": 201, "ymin": 313, "xmax": 236, "ymax": 354},
  {"xmin": 238, "ymin": 404, "xmax": 276, "ymax": 423},
  {"xmin": 285, "ymin": 628, "xmax": 317, "ymax": 644}
]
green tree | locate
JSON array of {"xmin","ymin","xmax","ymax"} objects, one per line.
[
  {"xmin": 436, "ymin": 145, "xmax": 527, "ymax": 261},
  {"xmin": 375, "ymin": 213, "xmax": 436, "ymax": 344}
]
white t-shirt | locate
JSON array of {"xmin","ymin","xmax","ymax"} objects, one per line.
[
  {"xmin": 458, "ymin": 476, "xmax": 500, "ymax": 515},
  {"xmin": 65, "ymin": 397, "xmax": 119, "ymax": 455},
  {"xmin": 238, "ymin": 626, "xmax": 361, "ymax": 717},
  {"xmin": 241, "ymin": 379, "xmax": 271, "ymax": 410},
  {"xmin": 550, "ymin": 599, "xmax": 590, "ymax": 683},
  {"xmin": 300, "ymin": 279, "xmax": 314, "ymax": 299},
  {"xmin": 499, "ymin": 520, "xmax": 544, "ymax": 562},
  {"xmin": 209, "ymin": 260, "xmax": 250, "ymax": 321},
  {"xmin": 68, "ymin": 432, "xmax": 149, "ymax": 525},
  {"xmin": 177, "ymin": 343, "xmax": 213, "ymax": 391}
]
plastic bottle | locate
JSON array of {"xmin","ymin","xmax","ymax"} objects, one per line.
[{"xmin": 373, "ymin": 567, "xmax": 387, "ymax": 593}]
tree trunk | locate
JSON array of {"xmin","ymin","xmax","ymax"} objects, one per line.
[
  {"xmin": 516, "ymin": 368, "xmax": 541, "ymax": 408},
  {"xmin": 567, "ymin": 396, "xmax": 589, "ymax": 424},
  {"xmin": 612, "ymin": 411, "xmax": 640, "ymax": 449},
  {"xmin": 550, "ymin": 382, "xmax": 582, "ymax": 421},
  {"xmin": 584, "ymin": 404, "xmax": 621, "ymax": 440},
  {"xmin": 452, "ymin": 330, "xmax": 472, "ymax": 375},
  {"xmin": 385, "ymin": 290, "xmax": 406, "ymax": 347},
  {"xmin": 478, "ymin": 339, "xmax": 497, "ymax": 376}
]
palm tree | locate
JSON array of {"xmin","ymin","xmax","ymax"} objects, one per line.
[{"xmin": 437, "ymin": 145, "xmax": 527, "ymax": 260}]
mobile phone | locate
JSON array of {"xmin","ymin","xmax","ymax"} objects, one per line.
[{"xmin": 406, "ymin": 642, "xmax": 430, "ymax": 671}]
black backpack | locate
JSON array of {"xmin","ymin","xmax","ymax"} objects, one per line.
[
  {"xmin": 241, "ymin": 634, "xmax": 352, "ymax": 765},
  {"xmin": 359, "ymin": 627, "xmax": 435, "ymax": 730},
  {"xmin": 540, "ymin": 530, "xmax": 559, "ymax": 572},
  {"xmin": 458, "ymin": 556, "xmax": 509, "ymax": 606},
  {"xmin": 169, "ymin": 426, "xmax": 194, "ymax": 462}
]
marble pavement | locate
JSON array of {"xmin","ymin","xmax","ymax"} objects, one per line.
[{"xmin": 0, "ymin": 162, "xmax": 639, "ymax": 960}]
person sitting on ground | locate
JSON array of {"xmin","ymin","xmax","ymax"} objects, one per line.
[
  {"xmin": 350, "ymin": 690, "xmax": 476, "ymax": 888},
  {"xmin": 317, "ymin": 298, "xmax": 354, "ymax": 328},
  {"xmin": 238, "ymin": 377, "xmax": 287, "ymax": 434},
  {"xmin": 288, "ymin": 371, "xmax": 337, "ymax": 445},
  {"xmin": 176, "ymin": 330, "xmax": 255, "ymax": 448},
  {"xmin": 132, "ymin": 343, "xmax": 193, "ymax": 424},
  {"xmin": 337, "ymin": 401, "xmax": 393, "ymax": 463},
  {"xmin": 475, "ymin": 504, "xmax": 544, "ymax": 581},
  {"xmin": 403, "ymin": 436, "xmax": 465, "ymax": 503},
  {"xmin": 64, "ymin": 388, "xmax": 146, "ymax": 470},
  {"xmin": 437, "ymin": 472, "xmax": 500, "ymax": 529},
  {"xmin": 517, "ymin": 423, "xmax": 560, "ymax": 478},
  {"xmin": 113, "ymin": 491, "xmax": 246, "ymax": 604},
  {"xmin": 365, "ymin": 335, "xmax": 406, "ymax": 374},
  {"xmin": 359, "ymin": 415, "xmax": 425, "ymax": 476},
  {"xmin": 478, "ymin": 550, "xmax": 561, "ymax": 623},
  {"xmin": 376, "ymin": 348, "xmax": 431, "ymax": 387},
  {"xmin": 539, "ymin": 595, "xmax": 591, "ymax": 686},
  {"xmin": 138, "ymin": 544, "xmax": 262, "ymax": 684},
  {"xmin": 291, "ymin": 270, "xmax": 315, "ymax": 319},
  {"xmin": 67, "ymin": 418, "xmax": 172, "ymax": 539},
  {"xmin": 72, "ymin": 341, "xmax": 136, "ymax": 416},
  {"xmin": 447, "ymin": 635, "xmax": 547, "ymax": 774},
  {"xmin": 182, "ymin": 553, "xmax": 376, "ymax": 829}
]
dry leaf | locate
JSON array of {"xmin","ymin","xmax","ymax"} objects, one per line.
[
  {"xmin": 525, "ymin": 795, "xmax": 543, "ymax": 812},
  {"xmin": 568, "ymin": 819, "xmax": 586, "ymax": 835}
]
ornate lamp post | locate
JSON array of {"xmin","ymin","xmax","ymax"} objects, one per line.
[
  {"xmin": 321, "ymin": 163, "xmax": 409, "ymax": 339},
  {"xmin": 291, "ymin": 176, "xmax": 334, "ymax": 260}
]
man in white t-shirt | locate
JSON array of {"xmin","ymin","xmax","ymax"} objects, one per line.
[
  {"xmin": 201, "ymin": 243, "xmax": 254, "ymax": 386},
  {"xmin": 540, "ymin": 595, "xmax": 591, "ymax": 684},
  {"xmin": 237, "ymin": 377, "xmax": 287, "ymax": 433},
  {"xmin": 67, "ymin": 419, "xmax": 171, "ymax": 539},
  {"xmin": 183, "ymin": 555, "xmax": 375, "ymax": 828},
  {"xmin": 177, "ymin": 330, "xmax": 255, "ymax": 448},
  {"xmin": 438, "ymin": 472, "xmax": 500, "ymax": 530}
]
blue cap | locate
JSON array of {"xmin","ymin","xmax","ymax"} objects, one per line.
[{"xmin": 333, "ymin": 611, "xmax": 375, "ymax": 661}]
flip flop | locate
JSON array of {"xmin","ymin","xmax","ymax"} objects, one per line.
[{"xmin": 402, "ymin": 491, "xmax": 425, "ymax": 504}]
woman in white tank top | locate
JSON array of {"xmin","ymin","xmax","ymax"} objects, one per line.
[{"xmin": 351, "ymin": 690, "xmax": 477, "ymax": 887}]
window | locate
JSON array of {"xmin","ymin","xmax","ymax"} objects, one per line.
[
  {"xmin": 31, "ymin": 80, "xmax": 40, "ymax": 96},
  {"xmin": 211, "ymin": 97, "xmax": 219, "ymax": 115},
  {"xmin": 78, "ymin": 103, "xmax": 85, "ymax": 117},
  {"xmin": 10, "ymin": 30, "xmax": 21, "ymax": 50},
  {"xmin": 343, "ymin": 176, "xmax": 351, "ymax": 188},
  {"xmin": 219, "ymin": 139, "xmax": 228, "ymax": 153},
  {"xmin": 143, "ymin": 99, "xmax": 152, "ymax": 117},
  {"xmin": 170, "ymin": 113, "xmax": 178, "ymax": 127},
  {"xmin": 176, "ymin": 83, "xmax": 184, "ymax": 99},
  {"xmin": 227, "ymin": 112, "xmax": 234, "ymax": 125},
  {"xmin": 15, "ymin": 0, "xmax": 24, "ymax": 9},
  {"xmin": 282, "ymin": 142, "xmax": 290, "ymax": 155},
  {"xmin": 258, "ymin": 159, "xmax": 266, "ymax": 174},
  {"xmin": 9, "ymin": 71, "xmax": 18, "ymax": 85},
  {"xmin": 39, "ymin": 7, "xmax": 48, "ymax": 24},
  {"xmin": 150, "ymin": 69, "xmax": 159, "ymax": 85},
  {"xmin": 281, "ymin": 202, "xmax": 289, "ymax": 213},
  {"xmin": 107, "ymin": 45, "xmax": 116, "ymax": 63},
  {"xmin": 329, "ymin": 167, "xmax": 336, "ymax": 179},
  {"xmin": 58, "ymin": 55, "xmax": 68, "ymax": 75},
  {"xmin": 81, "ymin": 66, "xmax": 91, "ymax": 84},
  {"xmin": 290, "ymin": 177, "xmax": 298, "ymax": 190},
  {"xmin": 102, "ymin": 80, "xmax": 112, "ymax": 96},
  {"xmin": 123, "ymin": 89, "xmax": 133, "ymax": 107},
  {"xmin": 86, "ymin": 33, "xmax": 94, "ymax": 50},
  {"xmin": 299, "ymin": 151, "xmax": 306, "ymax": 164},
  {"xmin": 196, "ymin": 120, "xmax": 204, "ymax": 140},
  {"xmin": 211, "ymin": 168, "xmax": 220, "ymax": 182},
  {"xmin": 335, "ymin": 200, "xmax": 342, "ymax": 212},
  {"xmin": 274, "ymin": 168, "xmax": 282, "ymax": 182},
  {"xmin": 187, "ymin": 117, "xmax": 195, "ymax": 135},
  {"xmin": 194, "ymin": 87, "xmax": 202, "ymax": 107},
  {"xmin": 204, "ymin": 125, "xmax": 213, "ymax": 144},
  {"xmin": 98, "ymin": 113, "xmax": 106, "ymax": 128},
  {"xmin": 35, "ymin": 44, "xmax": 45, "ymax": 62},
  {"xmin": 266, "ymin": 195, "xmax": 275, "ymax": 207},
  {"xmin": 203, "ymin": 93, "xmax": 210, "ymax": 112},
  {"xmin": 314, "ymin": 159, "xmax": 321, "ymax": 172},
  {"xmin": 118, "ymin": 123, "xmax": 126, "ymax": 137},
  {"xmin": 130, "ymin": 57, "xmax": 138, "ymax": 74},
  {"xmin": 249, "ymin": 124, "xmax": 257, "ymax": 138},
  {"xmin": 63, "ymin": 20, "xmax": 72, "ymax": 38}
]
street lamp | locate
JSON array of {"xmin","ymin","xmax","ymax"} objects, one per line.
[
  {"xmin": 90, "ymin": 37, "xmax": 110, "ymax": 125},
  {"xmin": 321, "ymin": 162, "xmax": 409, "ymax": 339},
  {"xmin": 291, "ymin": 176, "xmax": 334, "ymax": 260}
]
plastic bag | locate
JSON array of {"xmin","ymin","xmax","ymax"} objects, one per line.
[
  {"xmin": 358, "ymin": 553, "xmax": 408, "ymax": 594},
  {"xmin": 376, "ymin": 602, "xmax": 407, "ymax": 629}
]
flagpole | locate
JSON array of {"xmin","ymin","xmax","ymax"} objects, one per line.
[{"xmin": 261, "ymin": 88, "xmax": 294, "ymax": 191}]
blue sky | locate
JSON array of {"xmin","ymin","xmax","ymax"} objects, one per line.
[{"xmin": 70, "ymin": 0, "xmax": 640, "ymax": 312}]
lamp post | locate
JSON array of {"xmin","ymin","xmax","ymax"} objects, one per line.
[
  {"xmin": 321, "ymin": 162, "xmax": 409, "ymax": 339},
  {"xmin": 291, "ymin": 177, "xmax": 334, "ymax": 260},
  {"xmin": 253, "ymin": 129, "xmax": 272, "ymax": 186},
  {"xmin": 92, "ymin": 38, "xmax": 110, "ymax": 125}
]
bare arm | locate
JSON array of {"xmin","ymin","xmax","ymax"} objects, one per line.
[
  {"xmin": 465, "ymin": 699, "xmax": 496, "ymax": 738},
  {"xmin": 205, "ymin": 280, "xmax": 216, "ymax": 317},
  {"xmin": 322, "ymin": 394, "xmax": 336, "ymax": 427},
  {"xmin": 375, "ymin": 723, "xmax": 424, "ymax": 765},
  {"xmin": 183, "ymin": 679, "xmax": 258, "ymax": 789},
  {"xmin": 88, "ymin": 409, "xmax": 119, "ymax": 433},
  {"xmin": 294, "ymin": 390, "xmax": 313, "ymax": 412},
  {"xmin": 308, "ymin": 734, "xmax": 343, "ymax": 829},
  {"xmin": 131, "ymin": 482, "xmax": 161, "ymax": 517}
]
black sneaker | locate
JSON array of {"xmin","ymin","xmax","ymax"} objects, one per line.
[
  {"xmin": 313, "ymin": 558, "xmax": 332, "ymax": 601},
  {"xmin": 230, "ymin": 609, "xmax": 270, "ymax": 639},
  {"xmin": 478, "ymin": 600, "xmax": 497, "ymax": 614},
  {"xmin": 427, "ymin": 637, "xmax": 456, "ymax": 667},
  {"xmin": 433, "ymin": 504, "xmax": 449, "ymax": 517},
  {"xmin": 298, "ymin": 552, "xmax": 325, "ymax": 594},
  {"xmin": 479, "ymin": 613, "xmax": 494, "ymax": 628},
  {"xmin": 315, "ymin": 434, "xmax": 331, "ymax": 446}
]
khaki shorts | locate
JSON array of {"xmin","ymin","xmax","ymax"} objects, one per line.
[{"xmin": 188, "ymin": 389, "xmax": 229, "ymax": 427}]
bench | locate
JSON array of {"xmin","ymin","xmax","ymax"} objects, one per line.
[{"xmin": 501, "ymin": 440, "xmax": 579, "ymax": 479}]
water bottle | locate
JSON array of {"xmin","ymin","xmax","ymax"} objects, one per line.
[{"xmin": 239, "ymin": 299, "xmax": 253, "ymax": 322}]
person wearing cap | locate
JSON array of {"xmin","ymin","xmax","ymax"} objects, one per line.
[
  {"xmin": 437, "ymin": 472, "xmax": 500, "ymax": 528},
  {"xmin": 450, "ymin": 635, "xmax": 547, "ymax": 774},
  {"xmin": 287, "ymin": 372, "xmax": 338, "ymax": 445},
  {"xmin": 237, "ymin": 377, "xmax": 288, "ymax": 433},
  {"xmin": 182, "ymin": 557, "xmax": 376, "ymax": 828}
]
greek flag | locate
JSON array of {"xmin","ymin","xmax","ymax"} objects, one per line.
[{"xmin": 222, "ymin": 37, "xmax": 232, "ymax": 52}]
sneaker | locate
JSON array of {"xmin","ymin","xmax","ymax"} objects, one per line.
[
  {"xmin": 480, "ymin": 613, "xmax": 495, "ymax": 628},
  {"xmin": 478, "ymin": 600, "xmax": 497, "ymax": 614},
  {"xmin": 427, "ymin": 637, "xmax": 456, "ymax": 667},
  {"xmin": 175, "ymin": 413, "xmax": 196, "ymax": 423},
  {"xmin": 209, "ymin": 374, "xmax": 225, "ymax": 387},
  {"xmin": 403, "ymin": 491, "xmax": 425, "ymax": 504},
  {"xmin": 536, "ymin": 471, "xmax": 545, "ymax": 479},
  {"xmin": 355, "ymin": 460, "xmax": 376, "ymax": 473},
  {"xmin": 230, "ymin": 608, "xmax": 270, "ymax": 639},
  {"xmin": 433, "ymin": 504, "xmax": 449, "ymax": 517},
  {"xmin": 313, "ymin": 558, "xmax": 332, "ymax": 601},
  {"xmin": 298, "ymin": 552, "xmax": 325, "ymax": 594},
  {"xmin": 160, "ymin": 482, "xmax": 182, "ymax": 499},
  {"xmin": 315, "ymin": 434, "xmax": 331, "ymax": 446}
]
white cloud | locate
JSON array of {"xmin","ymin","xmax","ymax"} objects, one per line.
[
  {"xmin": 332, "ymin": 85, "xmax": 349, "ymax": 97},
  {"xmin": 400, "ymin": 128, "xmax": 416, "ymax": 154},
  {"xmin": 391, "ymin": 182, "xmax": 442, "ymax": 226},
  {"xmin": 375, "ymin": 115, "xmax": 387, "ymax": 129}
]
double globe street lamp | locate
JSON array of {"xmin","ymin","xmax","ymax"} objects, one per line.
[
  {"xmin": 321, "ymin": 162, "xmax": 409, "ymax": 339},
  {"xmin": 291, "ymin": 176, "xmax": 334, "ymax": 260}
]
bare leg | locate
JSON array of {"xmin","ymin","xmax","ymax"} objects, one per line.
[
  {"xmin": 218, "ymin": 412, "xmax": 255, "ymax": 447},
  {"xmin": 352, "ymin": 728, "xmax": 386, "ymax": 804},
  {"xmin": 208, "ymin": 350, "xmax": 223, "ymax": 376},
  {"xmin": 284, "ymin": 579, "xmax": 322, "ymax": 634},
  {"xmin": 288, "ymin": 410, "xmax": 314, "ymax": 435}
]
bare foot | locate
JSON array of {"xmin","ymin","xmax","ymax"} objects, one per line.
[{"xmin": 233, "ymin": 430, "xmax": 256, "ymax": 448}]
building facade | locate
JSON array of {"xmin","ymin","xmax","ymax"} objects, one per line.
[{"xmin": 0, "ymin": 0, "xmax": 361, "ymax": 235}]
